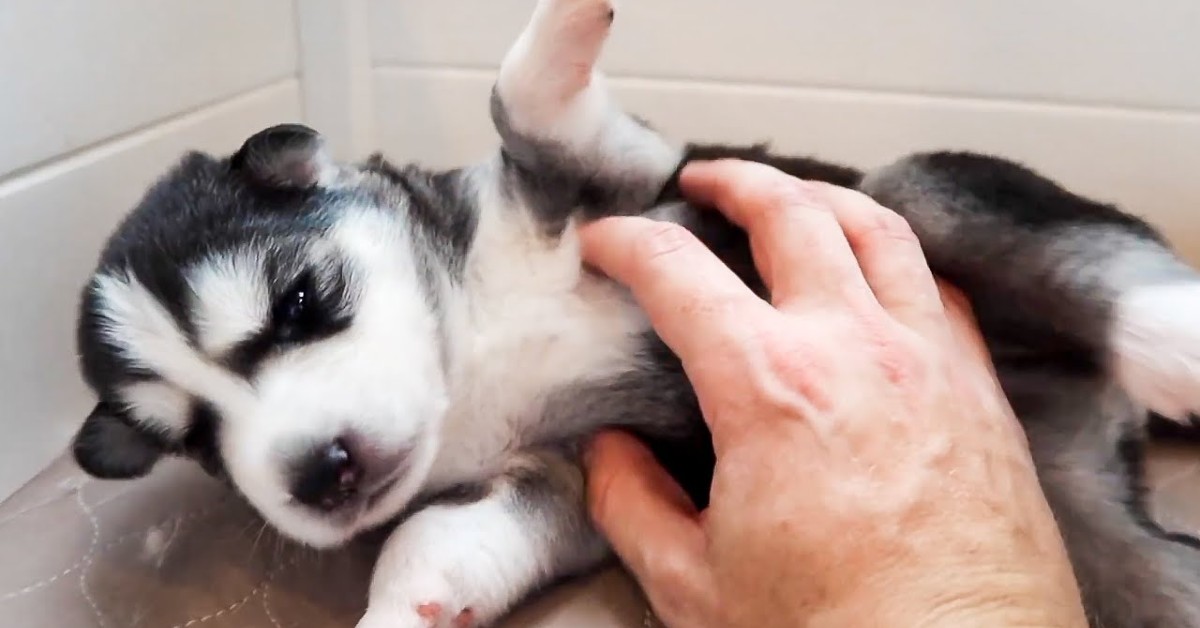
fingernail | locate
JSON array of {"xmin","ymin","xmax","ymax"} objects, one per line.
[{"xmin": 786, "ymin": 177, "xmax": 828, "ymax": 203}]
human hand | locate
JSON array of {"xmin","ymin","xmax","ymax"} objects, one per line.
[{"xmin": 579, "ymin": 159, "xmax": 1087, "ymax": 627}]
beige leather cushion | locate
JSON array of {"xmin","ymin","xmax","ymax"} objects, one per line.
[
  {"xmin": 3, "ymin": 443, "xmax": 1200, "ymax": 627},
  {"xmin": 0, "ymin": 456, "xmax": 654, "ymax": 628}
]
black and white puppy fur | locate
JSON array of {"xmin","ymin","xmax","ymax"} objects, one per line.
[{"xmin": 70, "ymin": 1, "xmax": 1200, "ymax": 626}]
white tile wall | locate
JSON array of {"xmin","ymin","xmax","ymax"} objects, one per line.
[
  {"xmin": 0, "ymin": 1, "xmax": 299, "ymax": 177},
  {"xmin": 367, "ymin": 0, "xmax": 1200, "ymax": 257},
  {"xmin": 369, "ymin": 0, "xmax": 1200, "ymax": 110},
  {"xmin": 0, "ymin": 1, "xmax": 304, "ymax": 497},
  {"xmin": 3, "ymin": 0, "xmax": 1199, "ymax": 497}
]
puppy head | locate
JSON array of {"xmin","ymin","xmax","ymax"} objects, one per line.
[{"xmin": 72, "ymin": 124, "xmax": 463, "ymax": 547}]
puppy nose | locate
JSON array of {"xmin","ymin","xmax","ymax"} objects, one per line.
[
  {"xmin": 289, "ymin": 436, "xmax": 407, "ymax": 512},
  {"xmin": 290, "ymin": 439, "xmax": 363, "ymax": 512}
]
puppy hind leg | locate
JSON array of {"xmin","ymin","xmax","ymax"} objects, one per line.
[
  {"xmin": 1110, "ymin": 277, "xmax": 1200, "ymax": 424},
  {"xmin": 1007, "ymin": 376, "xmax": 1200, "ymax": 628},
  {"xmin": 860, "ymin": 151, "xmax": 1200, "ymax": 424}
]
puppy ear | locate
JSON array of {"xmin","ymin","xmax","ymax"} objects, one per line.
[
  {"xmin": 230, "ymin": 123, "xmax": 334, "ymax": 190},
  {"xmin": 72, "ymin": 402, "xmax": 165, "ymax": 480}
]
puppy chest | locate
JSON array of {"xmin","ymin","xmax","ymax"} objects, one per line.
[{"xmin": 431, "ymin": 278, "xmax": 649, "ymax": 484}]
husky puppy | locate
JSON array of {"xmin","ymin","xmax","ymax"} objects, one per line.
[{"xmin": 70, "ymin": 1, "xmax": 1200, "ymax": 626}]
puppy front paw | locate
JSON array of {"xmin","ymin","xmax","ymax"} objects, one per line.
[
  {"xmin": 357, "ymin": 602, "xmax": 479, "ymax": 628},
  {"xmin": 359, "ymin": 569, "xmax": 480, "ymax": 628},
  {"xmin": 362, "ymin": 504, "xmax": 510, "ymax": 628},
  {"xmin": 361, "ymin": 450, "xmax": 605, "ymax": 628}
]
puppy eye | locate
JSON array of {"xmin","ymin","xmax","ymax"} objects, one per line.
[
  {"xmin": 278, "ymin": 287, "xmax": 308, "ymax": 326},
  {"xmin": 271, "ymin": 273, "xmax": 318, "ymax": 342}
]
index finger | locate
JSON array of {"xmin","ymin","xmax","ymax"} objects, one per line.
[
  {"xmin": 679, "ymin": 159, "xmax": 875, "ymax": 312},
  {"xmin": 578, "ymin": 215, "xmax": 774, "ymax": 367}
]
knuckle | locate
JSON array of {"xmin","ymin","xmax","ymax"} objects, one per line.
[
  {"xmin": 809, "ymin": 179, "xmax": 871, "ymax": 204},
  {"xmin": 877, "ymin": 341, "xmax": 929, "ymax": 387},
  {"xmin": 720, "ymin": 163, "xmax": 818, "ymax": 212},
  {"xmin": 862, "ymin": 323, "xmax": 931, "ymax": 387},
  {"xmin": 808, "ymin": 181, "xmax": 921, "ymax": 242},
  {"xmin": 678, "ymin": 290, "xmax": 743, "ymax": 323},
  {"xmin": 648, "ymin": 584, "xmax": 703, "ymax": 628},
  {"xmin": 844, "ymin": 304, "xmax": 929, "ymax": 382},
  {"xmin": 584, "ymin": 467, "xmax": 618, "ymax": 528},
  {"xmin": 749, "ymin": 335, "xmax": 833, "ymax": 416},
  {"xmin": 937, "ymin": 280, "xmax": 975, "ymax": 316},
  {"xmin": 839, "ymin": 184, "xmax": 879, "ymax": 207},
  {"xmin": 866, "ymin": 208, "xmax": 920, "ymax": 245},
  {"xmin": 646, "ymin": 548, "xmax": 699, "ymax": 596},
  {"xmin": 758, "ymin": 176, "xmax": 824, "ymax": 214},
  {"xmin": 632, "ymin": 221, "xmax": 700, "ymax": 263}
]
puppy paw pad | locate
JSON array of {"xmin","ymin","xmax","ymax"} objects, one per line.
[
  {"xmin": 416, "ymin": 603, "xmax": 444, "ymax": 620},
  {"xmin": 453, "ymin": 608, "xmax": 477, "ymax": 628}
]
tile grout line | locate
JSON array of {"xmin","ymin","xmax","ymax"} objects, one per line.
[
  {"xmin": 0, "ymin": 76, "xmax": 300, "ymax": 194},
  {"xmin": 372, "ymin": 62, "xmax": 1200, "ymax": 120}
]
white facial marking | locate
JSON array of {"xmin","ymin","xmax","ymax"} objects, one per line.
[
  {"xmin": 93, "ymin": 273, "xmax": 253, "ymax": 416},
  {"xmin": 217, "ymin": 208, "xmax": 448, "ymax": 547},
  {"xmin": 118, "ymin": 381, "xmax": 191, "ymax": 436},
  {"xmin": 187, "ymin": 251, "xmax": 269, "ymax": 355},
  {"xmin": 89, "ymin": 0, "xmax": 675, "ymax": 556}
]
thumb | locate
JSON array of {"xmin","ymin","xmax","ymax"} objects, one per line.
[{"xmin": 584, "ymin": 431, "xmax": 709, "ymax": 603}]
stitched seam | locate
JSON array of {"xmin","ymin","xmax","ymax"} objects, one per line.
[
  {"xmin": 88, "ymin": 483, "xmax": 141, "ymax": 511},
  {"xmin": 0, "ymin": 478, "xmax": 139, "ymax": 529},
  {"xmin": 0, "ymin": 477, "xmax": 92, "ymax": 527},
  {"xmin": 0, "ymin": 479, "xmax": 142, "ymax": 530},
  {"xmin": 169, "ymin": 555, "xmax": 300, "ymax": 628},
  {"xmin": 76, "ymin": 487, "xmax": 107, "ymax": 628},
  {"xmin": 0, "ymin": 502, "xmax": 224, "ymax": 602},
  {"xmin": 0, "ymin": 564, "xmax": 77, "ymax": 602},
  {"xmin": 261, "ymin": 582, "xmax": 284, "ymax": 628},
  {"xmin": 173, "ymin": 586, "xmax": 264, "ymax": 628}
]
